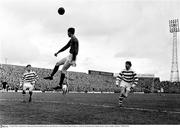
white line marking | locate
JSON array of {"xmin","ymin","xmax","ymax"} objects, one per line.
[{"xmin": 1, "ymin": 98, "xmax": 180, "ymax": 114}]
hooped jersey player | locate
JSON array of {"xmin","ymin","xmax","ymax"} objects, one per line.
[
  {"xmin": 116, "ymin": 68, "xmax": 138, "ymax": 88},
  {"xmin": 20, "ymin": 70, "xmax": 38, "ymax": 87}
]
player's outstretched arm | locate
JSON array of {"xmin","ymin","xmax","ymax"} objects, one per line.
[{"xmin": 55, "ymin": 42, "xmax": 70, "ymax": 57}]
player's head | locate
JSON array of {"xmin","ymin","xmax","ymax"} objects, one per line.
[
  {"xmin": 26, "ymin": 64, "xmax": 31, "ymax": 72},
  {"xmin": 68, "ymin": 27, "xmax": 75, "ymax": 37},
  {"xmin": 125, "ymin": 61, "xmax": 132, "ymax": 70}
]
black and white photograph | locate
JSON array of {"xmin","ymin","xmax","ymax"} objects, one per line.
[{"xmin": 0, "ymin": 0, "xmax": 180, "ymax": 127}]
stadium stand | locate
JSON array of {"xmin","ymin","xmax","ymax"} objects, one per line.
[
  {"xmin": 0, "ymin": 64, "xmax": 116, "ymax": 92},
  {"xmin": 1, "ymin": 64, "xmax": 179, "ymax": 94}
]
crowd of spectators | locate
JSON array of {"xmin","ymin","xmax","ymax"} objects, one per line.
[
  {"xmin": 0, "ymin": 64, "xmax": 117, "ymax": 92},
  {"xmin": 1, "ymin": 64, "xmax": 180, "ymax": 93}
]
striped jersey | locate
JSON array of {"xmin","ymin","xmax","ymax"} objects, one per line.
[
  {"xmin": 22, "ymin": 70, "xmax": 38, "ymax": 83},
  {"xmin": 116, "ymin": 69, "xmax": 138, "ymax": 85}
]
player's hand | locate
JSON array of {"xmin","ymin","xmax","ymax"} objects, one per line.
[
  {"xmin": 115, "ymin": 80, "xmax": 119, "ymax": 87},
  {"xmin": 54, "ymin": 53, "xmax": 58, "ymax": 57}
]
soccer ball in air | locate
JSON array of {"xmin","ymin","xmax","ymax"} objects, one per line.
[{"xmin": 58, "ymin": 7, "xmax": 65, "ymax": 15}]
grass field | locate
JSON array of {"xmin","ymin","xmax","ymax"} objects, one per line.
[{"xmin": 0, "ymin": 92, "xmax": 180, "ymax": 125}]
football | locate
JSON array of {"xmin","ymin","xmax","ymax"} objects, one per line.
[
  {"xmin": 58, "ymin": 7, "xmax": 65, "ymax": 15},
  {"xmin": 62, "ymin": 84, "xmax": 68, "ymax": 95}
]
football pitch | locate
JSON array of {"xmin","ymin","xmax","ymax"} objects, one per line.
[{"xmin": 0, "ymin": 92, "xmax": 180, "ymax": 125}]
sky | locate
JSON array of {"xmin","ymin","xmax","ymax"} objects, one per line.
[{"xmin": 0, "ymin": 0, "xmax": 180, "ymax": 81}]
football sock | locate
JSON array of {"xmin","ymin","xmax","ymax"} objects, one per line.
[
  {"xmin": 50, "ymin": 65, "xmax": 59, "ymax": 77},
  {"xmin": 29, "ymin": 91, "xmax": 33, "ymax": 96},
  {"xmin": 22, "ymin": 90, "xmax": 26, "ymax": 94},
  {"xmin": 29, "ymin": 91, "xmax": 32, "ymax": 102},
  {"xmin": 122, "ymin": 93, "xmax": 127, "ymax": 98},
  {"xmin": 59, "ymin": 73, "xmax": 65, "ymax": 86},
  {"xmin": 119, "ymin": 96, "xmax": 123, "ymax": 103}
]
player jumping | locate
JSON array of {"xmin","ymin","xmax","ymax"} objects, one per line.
[
  {"xmin": 116, "ymin": 61, "xmax": 138, "ymax": 107},
  {"xmin": 44, "ymin": 27, "xmax": 79, "ymax": 90},
  {"xmin": 20, "ymin": 64, "xmax": 38, "ymax": 102}
]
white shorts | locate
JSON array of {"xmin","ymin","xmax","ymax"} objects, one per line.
[
  {"xmin": 62, "ymin": 84, "xmax": 68, "ymax": 91},
  {"xmin": 23, "ymin": 82, "xmax": 34, "ymax": 92},
  {"xmin": 120, "ymin": 80, "xmax": 132, "ymax": 91},
  {"xmin": 56, "ymin": 54, "xmax": 76, "ymax": 73}
]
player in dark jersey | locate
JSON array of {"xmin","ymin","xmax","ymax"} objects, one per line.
[{"xmin": 44, "ymin": 27, "xmax": 79, "ymax": 90}]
